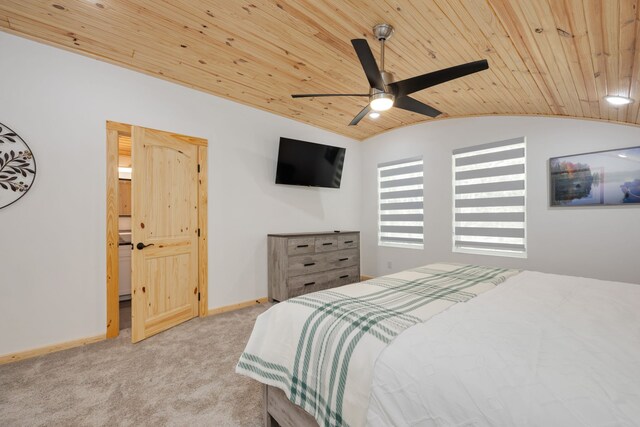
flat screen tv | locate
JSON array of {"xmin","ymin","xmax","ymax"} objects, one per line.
[{"xmin": 275, "ymin": 137, "xmax": 346, "ymax": 188}]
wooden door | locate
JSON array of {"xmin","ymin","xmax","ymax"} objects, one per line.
[{"xmin": 131, "ymin": 126, "xmax": 199, "ymax": 343}]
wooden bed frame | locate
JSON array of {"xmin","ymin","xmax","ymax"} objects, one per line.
[{"xmin": 264, "ymin": 385, "xmax": 319, "ymax": 427}]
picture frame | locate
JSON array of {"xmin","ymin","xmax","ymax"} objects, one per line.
[{"xmin": 549, "ymin": 146, "xmax": 640, "ymax": 206}]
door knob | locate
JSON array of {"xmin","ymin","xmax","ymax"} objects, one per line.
[{"xmin": 136, "ymin": 242, "xmax": 155, "ymax": 250}]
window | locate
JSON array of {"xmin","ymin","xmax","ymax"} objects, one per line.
[
  {"xmin": 378, "ymin": 156, "xmax": 424, "ymax": 249},
  {"xmin": 452, "ymin": 137, "xmax": 526, "ymax": 257}
]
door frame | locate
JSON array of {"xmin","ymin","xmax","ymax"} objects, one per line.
[{"xmin": 106, "ymin": 121, "xmax": 208, "ymax": 339}]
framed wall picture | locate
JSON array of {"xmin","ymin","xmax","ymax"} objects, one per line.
[{"xmin": 549, "ymin": 146, "xmax": 640, "ymax": 206}]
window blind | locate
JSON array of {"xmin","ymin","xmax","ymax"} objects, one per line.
[
  {"xmin": 452, "ymin": 137, "xmax": 526, "ymax": 256},
  {"xmin": 378, "ymin": 156, "xmax": 424, "ymax": 249}
]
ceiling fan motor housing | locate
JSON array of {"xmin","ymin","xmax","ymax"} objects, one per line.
[
  {"xmin": 373, "ymin": 23, "xmax": 394, "ymax": 41},
  {"xmin": 371, "ymin": 71, "xmax": 395, "ymax": 109},
  {"xmin": 380, "ymin": 70, "xmax": 394, "ymax": 86}
]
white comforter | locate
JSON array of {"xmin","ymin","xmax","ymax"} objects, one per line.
[
  {"xmin": 237, "ymin": 264, "xmax": 518, "ymax": 426},
  {"xmin": 366, "ymin": 271, "xmax": 640, "ymax": 426}
]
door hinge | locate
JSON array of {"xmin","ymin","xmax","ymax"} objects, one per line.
[
  {"xmin": 197, "ymin": 164, "xmax": 201, "ymax": 173},
  {"xmin": 198, "ymin": 292, "xmax": 201, "ymax": 301},
  {"xmin": 197, "ymin": 228, "xmax": 201, "ymax": 237}
]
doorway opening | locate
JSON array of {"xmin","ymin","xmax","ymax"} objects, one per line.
[
  {"xmin": 106, "ymin": 121, "xmax": 208, "ymax": 341},
  {"xmin": 118, "ymin": 133, "xmax": 132, "ymax": 331}
]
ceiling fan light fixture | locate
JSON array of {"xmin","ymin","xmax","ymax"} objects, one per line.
[
  {"xmin": 605, "ymin": 95, "xmax": 633, "ymax": 105},
  {"xmin": 370, "ymin": 93, "xmax": 394, "ymax": 111},
  {"xmin": 290, "ymin": 25, "xmax": 489, "ymax": 126}
]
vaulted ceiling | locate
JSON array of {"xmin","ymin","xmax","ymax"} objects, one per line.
[{"xmin": 1, "ymin": 1, "xmax": 638, "ymax": 140}]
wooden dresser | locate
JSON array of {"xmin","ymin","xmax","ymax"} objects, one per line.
[{"xmin": 268, "ymin": 231, "xmax": 360, "ymax": 302}]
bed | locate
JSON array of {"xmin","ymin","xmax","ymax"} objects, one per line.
[{"xmin": 236, "ymin": 263, "xmax": 640, "ymax": 426}]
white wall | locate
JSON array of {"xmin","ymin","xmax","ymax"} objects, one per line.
[
  {"xmin": 0, "ymin": 32, "xmax": 361, "ymax": 356},
  {"xmin": 361, "ymin": 116, "xmax": 640, "ymax": 285},
  {"xmin": 3, "ymin": 30, "xmax": 639, "ymax": 357}
]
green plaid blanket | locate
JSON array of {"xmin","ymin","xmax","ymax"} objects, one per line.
[{"xmin": 236, "ymin": 263, "xmax": 520, "ymax": 426}]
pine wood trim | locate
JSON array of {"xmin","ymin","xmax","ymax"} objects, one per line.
[
  {"xmin": 0, "ymin": 334, "xmax": 106, "ymax": 365},
  {"xmin": 198, "ymin": 145, "xmax": 208, "ymax": 316},
  {"xmin": 360, "ymin": 275, "xmax": 374, "ymax": 281},
  {"xmin": 106, "ymin": 120, "xmax": 132, "ymax": 135},
  {"xmin": 106, "ymin": 125, "xmax": 124, "ymax": 338},
  {"xmin": 208, "ymin": 297, "xmax": 269, "ymax": 316},
  {"xmin": 171, "ymin": 132, "xmax": 207, "ymax": 147}
]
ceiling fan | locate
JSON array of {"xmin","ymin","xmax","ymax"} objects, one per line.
[{"xmin": 292, "ymin": 24, "xmax": 489, "ymax": 126}]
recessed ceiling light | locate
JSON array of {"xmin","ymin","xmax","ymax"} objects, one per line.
[
  {"xmin": 369, "ymin": 112, "xmax": 380, "ymax": 119},
  {"xmin": 605, "ymin": 95, "xmax": 633, "ymax": 106},
  {"xmin": 618, "ymin": 153, "xmax": 628, "ymax": 158}
]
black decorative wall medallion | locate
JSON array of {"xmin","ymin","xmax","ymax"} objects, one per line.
[{"xmin": 0, "ymin": 122, "xmax": 36, "ymax": 210}]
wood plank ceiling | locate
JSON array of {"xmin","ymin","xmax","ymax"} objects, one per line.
[{"xmin": 1, "ymin": 1, "xmax": 638, "ymax": 140}]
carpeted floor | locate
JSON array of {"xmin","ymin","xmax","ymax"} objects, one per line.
[{"xmin": 0, "ymin": 303, "xmax": 271, "ymax": 426}]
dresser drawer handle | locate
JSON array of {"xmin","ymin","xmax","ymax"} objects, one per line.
[
  {"xmin": 339, "ymin": 275, "xmax": 349, "ymax": 279},
  {"xmin": 303, "ymin": 262, "xmax": 315, "ymax": 267},
  {"xmin": 339, "ymin": 257, "xmax": 349, "ymax": 261},
  {"xmin": 322, "ymin": 242, "xmax": 333, "ymax": 246},
  {"xmin": 297, "ymin": 244, "xmax": 309, "ymax": 248},
  {"xmin": 304, "ymin": 282, "xmax": 316, "ymax": 286},
  {"xmin": 344, "ymin": 240, "xmax": 353, "ymax": 244}
]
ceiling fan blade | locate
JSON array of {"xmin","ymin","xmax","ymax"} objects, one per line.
[
  {"xmin": 394, "ymin": 96, "xmax": 442, "ymax": 118},
  {"xmin": 351, "ymin": 39, "xmax": 385, "ymax": 91},
  {"xmin": 349, "ymin": 104, "xmax": 371, "ymax": 126},
  {"xmin": 291, "ymin": 93, "xmax": 369, "ymax": 98},
  {"xmin": 389, "ymin": 59, "xmax": 489, "ymax": 97}
]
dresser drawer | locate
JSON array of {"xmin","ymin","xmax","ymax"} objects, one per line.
[
  {"xmin": 338, "ymin": 234, "xmax": 359, "ymax": 250},
  {"xmin": 288, "ymin": 252, "xmax": 329, "ymax": 276},
  {"xmin": 287, "ymin": 270, "xmax": 332, "ymax": 297},
  {"xmin": 328, "ymin": 266, "xmax": 360, "ymax": 286},
  {"xmin": 287, "ymin": 266, "xmax": 360, "ymax": 298},
  {"xmin": 325, "ymin": 249, "xmax": 359, "ymax": 270},
  {"xmin": 288, "ymin": 249, "xmax": 358, "ymax": 277},
  {"xmin": 287, "ymin": 237, "xmax": 315, "ymax": 255},
  {"xmin": 315, "ymin": 236, "xmax": 338, "ymax": 252}
]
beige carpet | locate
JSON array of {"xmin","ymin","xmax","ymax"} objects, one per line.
[{"xmin": 0, "ymin": 303, "xmax": 271, "ymax": 426}]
